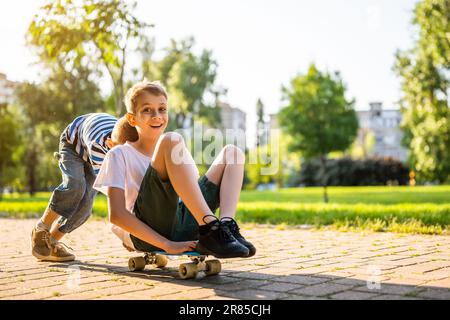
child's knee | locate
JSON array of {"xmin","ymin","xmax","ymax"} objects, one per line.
[
  {"xmin": 161, "ymin": 132, "xmax": 184, "ymax": 147},
  {"xmin": 53, "ymin": 179, "xmax": 86, "ymax": 209},
  {"xmin": 223, "ymin": 144, "xmax": 245, "ymax": 165},
  {"xmin": 159, "ymin": 132, "xmax": 192, "ymax": 165},
  {"xmin": 63, "ymin": 177, "xmax": 86, "ymax": 192}
]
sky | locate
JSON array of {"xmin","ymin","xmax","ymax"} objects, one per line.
[{"xmin": 0, "ymin": 0, "xmax": 419, "ymax": 145}]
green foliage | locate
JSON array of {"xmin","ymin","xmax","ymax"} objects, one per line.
[
  {"xmin": 141, "ymin": 37, "xmax": 220, "ymax": 129},
  {"xmin": 3, "ymin": 1, "xmax": 224, "ymax": 194},
  {"xmin": 14, "ymin": 66, "xmax": 104, "ymax": 194},
  {"xmin": 299, "ymin": 157, "xmax": 410, "ymax": 187},
  {"xmin": 16, "ymin": 68, "xmax": 104, "ymax": 127},
  {"xmin": 347, "ymin": 130, "xmax": 376, "ymax": 159},
  {"xmin": 0, "ymin": 105, "xmax": 24, "ymax": 197},
  {"xmin": 245, "ymin": 146, "xmax": 274, "ymax": 189},
  {"xmin": 278, "ymin": 63, "xmax": 358, "ymax": 201},
  {"xmin": 279, "ymin": 64, "xmax": 358, "ymax": 158},
  {"xmin": 394, "ymin": 0, "xmax": 450, "ymax": 183},
  {"xmin": 245, "ymin": 132, "xmax": 301, "ymax": 189},
  {"xmin": 27, "ymin": 0, "xmax": 150, "ymax": 115}
]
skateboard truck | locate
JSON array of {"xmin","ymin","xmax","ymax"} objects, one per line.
[{"xmin": 128, "ymin": 252, "xmax": 221, "ymax": 279}]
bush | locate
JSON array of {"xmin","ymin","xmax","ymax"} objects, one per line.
[{"xmin": 299, "ymin": 157, "xmax": 409, "ymax": 186}]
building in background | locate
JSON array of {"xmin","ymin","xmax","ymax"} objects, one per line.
[
  {"xmin": 356, "ymin": 102, "xmax": 408, "ymax": 162},
  {"xmin": 254, "ymin": 102, "xmax": 407, "ymax": 162},
  {"xmin": 218, "ymin": 101, "xmax": 247, "ymax": 149},
  {"xmin": 219, "ymin": 101, "xmax": 246, "ymax": 133},
  {"xmin": 175, "ymin": 101, "xmax": 247, "ymax": 151},
  {"xmin": 0, "ymin": 73, "xmax": 18, "ymax": 104}
]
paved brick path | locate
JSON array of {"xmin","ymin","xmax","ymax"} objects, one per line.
[{"xmin": 0, "ymin": 218, "xmax": 449, "ymax": 300}]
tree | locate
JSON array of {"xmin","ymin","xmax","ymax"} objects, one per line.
[
  {"xmin": 141, "ymin": 37, "xmax": 220, "ymax": 129},
  {"xmin": 27, "ymin": 0, "xmax": 150, "ymax": 116},
  {"xmin": 245, "ymin": 130, "xmax": 301, "ymax": 189},
  {"xmin": 15, "ymin": 65, "xmax": 104, "ymax": 195},
  {"xmin": 245, "ymin": 144, "xmax": 275, "ymax": 189},
  {"xmin": 0, "ymin": 105, "xmax": 24, "ymax": 199},
  {"xmin": 256, "ymin": 98, "xmax": 265, "ymax": 147},
  {"xmin": 393, "ymin": 0, "xmax": 450, "ymax": 183},
  {"xmin": 279, "ymin": 64, "xmax": 358, "ymax": 202}
]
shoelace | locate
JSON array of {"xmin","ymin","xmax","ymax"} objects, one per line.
[
  {"xmin": 43, "ymin": 233, "xmax": 73, "ymax": 254},
  {"xmin": 52, "ymin": 242, "xmax": 73, "ymax": 254},
  {"xmin": 203, "ymin": 215, "xmax": 235, "ymax": 243},
  {"xmin": 42, "ymin": 232, "xmax": 52, "ymax": 249},
  {"xmin": 220, "ymin": 217, "xmax": 242, "ymax": 237}
]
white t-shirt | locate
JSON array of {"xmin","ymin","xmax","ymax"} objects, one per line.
[{"xmin": 94, "ymin": 142, "xmax": 151, "ymax": 213}]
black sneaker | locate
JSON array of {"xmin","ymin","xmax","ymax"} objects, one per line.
[
  {"xmin": 221, "ymin": 217, "xmax": 256, "ymax": 257},
  {"xmin": 196, "ymin": 215, "xmax": 249, "ymax": 258}
]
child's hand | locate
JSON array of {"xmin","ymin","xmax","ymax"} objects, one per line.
[{"xmin": 164, "ymin": 240, "xmax": 198, "ymax": 255}]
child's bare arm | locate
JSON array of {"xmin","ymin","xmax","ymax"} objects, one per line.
[{"xmin": 107, "ymin": 187, "xmax": 197, "ymax": 254}]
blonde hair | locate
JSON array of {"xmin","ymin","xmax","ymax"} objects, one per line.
[
  {"xmin": 111, "ymin": 116, "xmax": 139, "ymax": 144},
  {"xmin": 124, "ymin": 79, "xmax": 168, "ymax": 114}
]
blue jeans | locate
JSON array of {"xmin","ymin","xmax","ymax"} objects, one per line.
[{"xmin": 48, "ymin": 132, "xmax": 97, "ymax": 234}]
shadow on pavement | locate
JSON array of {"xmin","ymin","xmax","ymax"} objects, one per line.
[{"xmin": 46, "ymin": 260, "xmax": 449, "ymax": 300}]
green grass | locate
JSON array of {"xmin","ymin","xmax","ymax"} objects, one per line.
[
  {"xmin": 236, "ymin": 186, "xmax": 450, "ymax": 234},
  {"xmin": 1, "ymin": 185, "xmax": 449, "ymax": 234}
]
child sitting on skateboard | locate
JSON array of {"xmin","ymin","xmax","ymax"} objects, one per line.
[
  {"xmin": 31, "ymin": 114, "xmax": 138, "ymax": 262},
  {"xmin": 94, "ymin": 80, "xmax": 256, "ymax": 258}
]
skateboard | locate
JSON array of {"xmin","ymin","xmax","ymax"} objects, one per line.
[{"xmin": 128, "ymin": 251, "xmax": 221, "ymax": 279}]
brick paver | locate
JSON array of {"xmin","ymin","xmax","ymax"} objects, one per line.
[{"xmin": 0, "ymin": 218, "xmax": 449, "ymax": 300}]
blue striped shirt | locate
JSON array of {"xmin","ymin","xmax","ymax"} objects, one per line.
[{"xmin": 63, "ymin": 113, "xmax": 117, "ymax": 175}]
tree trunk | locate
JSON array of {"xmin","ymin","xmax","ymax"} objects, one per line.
[
  {"xmin": 118, "ymin": 46, "xmax": 126, "ymax": 116},
  {"xmin": 115, "ymin": 89, "xmax": 123, "ymax": 117},
  {"xmin": 27, "ymin": 146, "xmax": 38, "ymax": 197},
  {"xmin": 320, "ymin": 155, "xmax": 329, "ymax": 203},
  {"xmin": 119, "ymin": 85, "xmax": 124, "ymax": 115}
]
